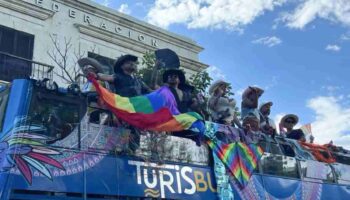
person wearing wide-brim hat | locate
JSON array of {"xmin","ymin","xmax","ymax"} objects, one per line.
[
  {"xmin": 280, "ymin": 114, "xmax": 305, "ymax": 140},
  {"xmin": 259, "ymin": 102, "xmax": 276, "ymax": 136},
  {"xmin": 281, "ymin": 114, "xmax": 299, "ymax": 128},
  {"xmin": 208, "ymin": 80, "xmax": 229, "ymax": 95},
  {"xmin": 86, "ymin": 54, "xmax": 151, "ymax": 97},
  {"xmin": 208, "ymin": 80, "xmax": 242, "ymax": 128},
  {"xmin": 162, "ymin": 68, "xmax": 195, "ymax": 113},
  {"xmin": 241, "ymin": 86, "xmax": 264, "ymax": 120}
]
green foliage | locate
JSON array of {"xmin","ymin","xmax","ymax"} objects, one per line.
[
  {"xmin": 136, "ymin": 51, "xmax": 164, "ymax": 87},
  {"xmin": 226, "ymin": 83, "xmax": 235, "ymax": 97},
  {"xmin": 189, "ymin": 71, "xmax": 212, "ymax": 95}
]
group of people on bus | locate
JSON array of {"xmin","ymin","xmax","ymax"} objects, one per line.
[
  {"xmin": 86, "ymin": 53, "xmax": 314, "ymax": 147},
  {"xmin": 208, "ymin": 80, "xmax": 315, "ymax": 143}
]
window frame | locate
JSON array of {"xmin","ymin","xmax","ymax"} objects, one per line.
[
  {"xmin": 28, "ymin": 87, "xmax": 86, "ymax": 149},
  {"xmin": 0, "ymin": 83, "xmax": 10, "ymax": 132}
]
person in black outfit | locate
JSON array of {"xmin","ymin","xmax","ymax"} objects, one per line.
[
  {"xmin": 89, "ymin": 54, "xmax": 152, "ymax": 152},
  {"xmin": 90, "ymin": 54, "xmax": 152, "ymax": 97},
  {"xmin": 162, "ymin": 69, "xmax": 195, "ymax": 113},
  {"xmin": 162, "ymin": 69, "xmax": 204, "ymax": 145}
]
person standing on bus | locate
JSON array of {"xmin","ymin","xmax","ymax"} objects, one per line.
[
  {"xmin": 208, "ymin": 80, "xmax": 241, "ymax": 128},
  {"xmin": 91, "ymin": 54, "xmax": 152, "ymax": 97},
  {"xmin": 241, "ymin": 86, "xmax": 264, "ymax": 120},
  {"xmin": 162, "ymin": 69, "xmax": 195, "ymax": 113},
  {"xmin": 88, "ymin": 54, "xmax": 152, "ymax": 152},
  {"xmin": 280, "ymin": 114, "xmax": 306, "ymax": 141},
  {"xmin": 240, "ymin": 114, "xmax": 263, "ymax": 144},
  {"xmin": 259, "ymin": 102, "xmax": 277, "ymax": 136}
]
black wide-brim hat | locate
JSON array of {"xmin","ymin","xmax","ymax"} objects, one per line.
[
  {"xmin": 114, "ymin": 54, "xmax": 138, "ymax": 74},
  {"xmin": 162, "ymin": 69, "xmax": 194, "ymax": 92},
  {"xmin": 162, "ymin": 69, "xmax": 185, "ymax": 84}
]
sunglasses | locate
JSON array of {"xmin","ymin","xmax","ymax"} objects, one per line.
[{"xmin": 285, "ymin": 119, "xmax": 295, "ymax": 124}]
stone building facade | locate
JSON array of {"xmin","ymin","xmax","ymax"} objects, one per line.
[{"xmin": 0, "ymin": 0, "xmax": 208, "ymax": 84}]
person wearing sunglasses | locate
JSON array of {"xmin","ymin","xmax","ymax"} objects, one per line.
[
  {"xmin": 280, "ymin": 114, "xmax": 306, "ymax": 141},
  {"xmin": 162, "ymin": 69, "xmax": 195, "ymax": 113}
]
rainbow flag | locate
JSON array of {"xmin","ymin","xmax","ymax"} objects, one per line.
[
  {"xmin": 207, "ymin": 140, "xmax": 263, "ymax": 187},
  {"xmin": 89, "ymin": 77, "xmax": 205, "ymax": 134}
]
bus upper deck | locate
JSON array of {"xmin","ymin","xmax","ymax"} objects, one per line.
[{"xmin": 0, "ymin": 79, "xmax": 350, "ymax": 199}]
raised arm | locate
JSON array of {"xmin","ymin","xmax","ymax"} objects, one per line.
[{"xmin": 96, "ymin": 73, "xmax": 115, "ymax": 82}]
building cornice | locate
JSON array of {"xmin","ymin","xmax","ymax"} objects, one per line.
[
  {"xmin": 0, "ymin": 0, "xmax": 54, "ymax": 20},
  {"xmin": 76, "ymin": 24, "xmax": 157, "ymax": 54},
  {"xmin": 181, "ymin": 57, "xmax": 209, "ymax": 72},
  {"xmin": 56, "ymin": 0, "xmax": 204, "ymax": 54},
  {"xmin": 76, "ymin": 24, "xmax": 208, "ymax": 73}
]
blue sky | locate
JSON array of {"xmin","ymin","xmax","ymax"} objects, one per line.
[{"xmin": 92, "ymin": 0, "xmax": 350, "ymax": 148}]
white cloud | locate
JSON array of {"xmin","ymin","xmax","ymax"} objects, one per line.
[
  {"xmin": 325, "ymin": 44, "xmax": 341, "ymax": 52},
  {"xmin": 340, "ymin": 33, "xmax": 350, "ymax": 41},
  {"xmin": 252, "ymin": 36, "xmax": 282, "ymax": 47},
  {"xmin": 265, "ymin": 76, "xmax": 279, "ymax": 90},
  {"xmin": 321, "ymin": 85, "xmax": 343, "ymax": 94},
  {"xmin": 307, "ymin": 96, "xmax": 350, "ymax": 149},
  {"xmin": 282, "ymin": 0, "xmax": 350, "ymax": 29},
  {"xmin": 92, "ymin": 0, "xmax": 111, "ymax": 7},
  {"xmin": 146, "ymin": 0, "xmax": 287, "ymax": 30},
  {"xmin": 118, "ymin": 3, "xmax": 131, "ymax": 15},
  {"xmin": 206, "ymin": 66, "xmax": 226, "ymax": 81},
  {"xmin": 236, "ymin": 88, "xmax": 245, "ymax": 96}
]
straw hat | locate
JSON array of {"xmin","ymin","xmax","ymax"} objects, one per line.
[
  {"xmin": 78, "ymin": 57, "xmax": 104, "ymax": 75},
  {"xmin": 209, "ymin": 80, "xmax": 229, "ymax": 95},
  {"xmin": 259, "ymin": 102, "xmax": 273, "ymax": 110},
  {"xmin": 281, "ymin": 114, "xmax": 299, "ymax": 127},
  {"xmin": 242, "ymin": 86, "xmax": 264, "ymax": 99}
]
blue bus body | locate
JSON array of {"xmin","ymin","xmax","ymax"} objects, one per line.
[{"xmin": 0, "ymin": 79, "xmax": 350, "ymax": 200}]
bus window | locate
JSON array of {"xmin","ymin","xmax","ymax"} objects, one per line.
[
  {"xmin": 270, "ymin": 143, "xmax": 283, "ymax": 155},
  {"xmin": 0, "ymin": 83, "xmax": 9, "ymax": 132},
  {"xmin": 261, "ymin": 153, "xmax": 300, "ymax": 179},
  {"xmin": 28, "ymin": 92, "xmax": 82, "ymax": 147},
  {"xmin": 257, "ymin": 139, "xmax": 283, "ymax": 155},
  {"xmin": 300, "ymin": 160, "xmax": 334, "ymax": 183},
  {"xmin": 332, "ymin": 163, "xmax": 350, "ymax": 185},
  {"xmin": 257, "ymin": 140, "xmax": 268, "ymax": 152},
  {"xmin": 334, "ymin": 154, "xmax": 350, "ymax": 165},
  {"xmin": 280, "ymin": 143, "xmax": 296, "ymax": 157}
]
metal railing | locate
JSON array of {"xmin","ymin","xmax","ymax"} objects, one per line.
[{"xmin": 0, "ymin": 51, "xmax": 54, "ymax": 82}]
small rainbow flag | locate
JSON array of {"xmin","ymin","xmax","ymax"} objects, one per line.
[
  {"xmin": 207, "ymin": 140, "xmax": 263, "ymax": 187},
  {"xmin": 89, "ymin": 77, "xmax": 205, "ymax": 134}
]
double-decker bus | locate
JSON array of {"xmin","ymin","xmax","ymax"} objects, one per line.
[{"xmin": 1, "ymin": 67, "xmax": 350, "ymax": 200}]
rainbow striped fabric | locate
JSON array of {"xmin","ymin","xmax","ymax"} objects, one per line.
[
  {"xmin": 89, "ymin": 77, "xmax": 205, "ymax": 134},
  {"xmin": 208, "ymin": 140, "xmax": 263, "ymax": 187}
]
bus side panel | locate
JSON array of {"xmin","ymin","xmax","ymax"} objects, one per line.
[
  {"xmin": 1, "ymin": 79, "xmax": 32, "ymax": 135},
  {"xmin": 261, "ymin": 176, "xmax": 302, "ymax": 199},
  {"xmin": 84, "ymin": 155, "xmax": 218, "ymax": 200},
  {"xmin": 230, "ymin": 174, "xmax": 266, "ymax": 200},
  {"xmin": 5, "ymin": 151, "xmax": 218, "ymax": 200},
  {"xmin": 0, "ymin": 173, "xmax": 11, "ymax": 200},
  {"xmin": 321, "ymin": 184, "xmax": 350, "ymax": 199},
  {"xmin": 6, "ymin": 149, "xmax": 84, "ymax": 195},
  {"xmin": 84, "ymin": 154, "xmax": 119, "ymax": 196}
]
